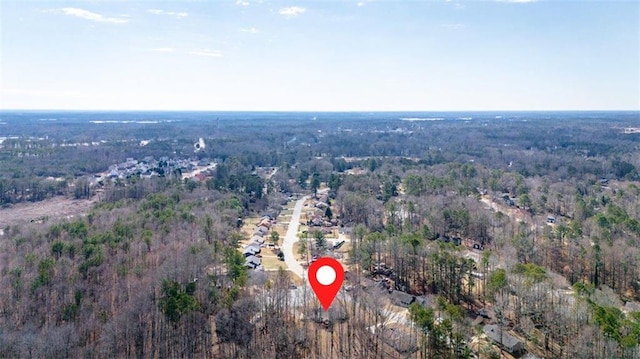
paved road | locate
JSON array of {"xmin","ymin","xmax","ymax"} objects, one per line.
[{"xmin": 282, "ymin": 195, "xmax": 309, "ymax": 278}]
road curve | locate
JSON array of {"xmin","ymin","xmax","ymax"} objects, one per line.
[{"xmin": 282, "ymin": 195, "xmax": 309, "ymax": 278}]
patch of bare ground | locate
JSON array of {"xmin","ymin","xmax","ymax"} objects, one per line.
[{"xmin": 0, "ymin": 196, "xmax": 97, "ymax": 228}]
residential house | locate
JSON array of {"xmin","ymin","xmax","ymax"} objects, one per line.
[
  {"xmin": 243, "ymin": 243, "xmax": 261, "ymax": 257},
  {"xmin": 390, "ymin": 290, "xmax": 416, "ymax": 308},
  {"xmin": 251, "ymin": 235, "xmax": 265, "ymax": 244},
  {"xmin": 244, "ymin": 255, "xmax": 261, "ymax": 269},
  {"xmin": 258, "ymin": 218, "xmax": 271, "ymax": 228},
  {"xmin": 483, "ymin": 324, "xmax": 524, "ymax": 355},
  {"xmin": 254, "ymin": 226, "xmax": 269, "ymax": 237}
]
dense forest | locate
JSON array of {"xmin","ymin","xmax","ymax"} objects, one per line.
[{"xmin": 0, "ymin": 111, "xmax": 639, "ymax": 358}]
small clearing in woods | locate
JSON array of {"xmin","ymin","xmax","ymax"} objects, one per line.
[{"xmin": 0, "ymin": 196, "xmax": 97, "ymax": 229}]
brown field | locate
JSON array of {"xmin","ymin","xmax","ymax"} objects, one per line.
[{"xmin": 0, "ymin": 196, "xmax": 97, "ymax": 229}]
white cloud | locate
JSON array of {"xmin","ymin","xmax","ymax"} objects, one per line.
[
  {"xmin": 148, "ymin": 9, "xmax": 188, "ymax": 18},
  {"xmin": 240, "ymin": 27, "xmax": 259, "ymax": 34},
  {"xmin": 236, "ymin": 0, "xmax": 250, "ymax": 6},
  {"xmin": 55, "ymin": 8, "xmax": 129, "ymax": 24},
  {"xmin": 151, "ymin": 47, "xmax": 176, "ymax": 52},
  {"xmin": 454, "ymin": 3, "xmax": 466, "ymax": 9},
  {"xmin": 188, "ymin": 50, "xmax": 223, "ymax": 58},
  {"xmin": 356, "ymin": 1, "xmax": 375, "ymax": 8},
  {"xmin": 279, "ymin": 6, "xmax": 306, "ymax": 16},
  {"xmin": 496, "ymin": 0, "xmax": 537, "ymax": 3}
]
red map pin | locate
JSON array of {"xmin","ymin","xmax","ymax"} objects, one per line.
[{"xmin": 308, "ymin": 257, "xmax": 344, "ymax": 311}]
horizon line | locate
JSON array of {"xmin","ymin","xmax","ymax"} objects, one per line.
[{"xmin": 1, "ymin": 109, "xmax": 639, "ymax": 113}]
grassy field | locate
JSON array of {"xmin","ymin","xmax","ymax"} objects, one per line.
[
  {"xmin": 280, "ymin": 209, "xmax": 294, "ymax": 216},
  {"xmin": 261, "ymin": 255, "xmax": 288, "ymax": 271}
]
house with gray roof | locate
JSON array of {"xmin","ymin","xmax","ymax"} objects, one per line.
[
  {"xmin": 243, "ymin": 243, "xmax": 261, "ymax": 257},
  {"xmin": 254, "ymin": 226, "xmax": 269, "ymax": 236},
  {"xmin": 390, "ymin": 290, "xmax": 416, "ymax": 308},
  {"xmin": 483, "ymin": 324, "xmax": 524, "ymax": 355},
  {"xmin": 244, "ymin": 255, "xmax": 261, "ymax": 269},
  {"xmin": 251, "ymin": 235, "xmax": 265, "ymax": 244}
]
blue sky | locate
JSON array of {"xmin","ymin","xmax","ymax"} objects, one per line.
[{"xmin": 1, "ymin": 0, "xmax": 638, "ymax": 111}]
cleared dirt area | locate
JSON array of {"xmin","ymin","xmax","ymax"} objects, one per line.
[
  {"xmin": 480, "ymin": 195, "xmax": 526, "ymax": 222},
  {"xmin": 0, "ymin": 196, "xmax": 97, "ymax": 229}
]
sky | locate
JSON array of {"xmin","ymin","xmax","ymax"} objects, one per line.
[{"xmin": 0, "ymin": 0, "xmax": 638, "ymax": 111}]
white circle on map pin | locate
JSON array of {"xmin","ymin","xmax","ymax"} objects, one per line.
[{"xmin": 316, "ymin": 265, "xmax": 336, "ymax": 286}]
